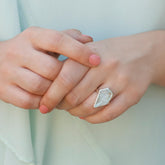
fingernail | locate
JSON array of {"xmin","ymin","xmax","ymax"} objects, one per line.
[
  {"xmin": 39, "ymin": 105, "xmax": 49, "ymax": 114},
  {"xmin": 82, "ymin": 34, "xmax": 93, "ymax": 40},
  {"xmin": 89, "ymin": 54, "xmax": 101, "ymax": 66},
  {"xmin": 79, "ymin": 117, "xmax": 85, "ymax": 120}
]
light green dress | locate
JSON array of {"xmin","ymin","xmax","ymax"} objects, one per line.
[{"xmin": 0, "ymin": 0, "xmax": 165, "ymax": 165}]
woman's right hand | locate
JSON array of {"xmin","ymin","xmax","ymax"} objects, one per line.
[{"xmin": 0, "ymin": 27, "xmax": 94, "ymax": 109}]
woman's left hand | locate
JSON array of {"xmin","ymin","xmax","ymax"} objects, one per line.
[{"xmin": 58, "ymin": 31, "xmax": 165, "ymax": 124}]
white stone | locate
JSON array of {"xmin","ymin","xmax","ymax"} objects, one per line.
[{"xmin": 94, "ymin": 88, "xmax": 113, "ymax": 108}]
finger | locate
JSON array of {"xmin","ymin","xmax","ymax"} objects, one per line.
[
  {"xmin": 39, "ymin": 59, "xmax": 89, "ymax": 113},
  {"xmin": 1, "ymin": 85, "xmax": 41, "ymax": 109},
  {"xmin": 57, "ymin": 67, "xmax": 105, "ymax": 110},
  {"xmin": 68, "ymin": 91, "xmax": 103, "ymax": 118},
  {"xmin": 29, "ymin": 27, "xmax": 100, "ymax": 67},
  {"xmin": 58, "ymin": 66, "xmax": 124, "ymax": 110},
  {"xmin": 13, "ymin": 68, "xmax": 52, "ymax": 95},
  {"xmin": 84, "ymin": 92, "xmax": 135, "ymax": 124},
  {"xmin": 62, "ymin": 29, "xmax": 93, "ymax": 43},
  {"xmin": 23, "ymin": 29, "xmax": 92, "ymax": 81},
  {"xmin": 22, "ymin": 50, "xmax": 63, "ymax": 81},
  {"xmin": 46, "ymin": 30, "xmax": 93, "ymax": 59},
  {"xmin": 67, "ymin": 83, "xmax": 119, "ymax": 117}
]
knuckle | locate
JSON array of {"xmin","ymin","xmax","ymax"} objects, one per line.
[
  {"xmin": 75, "ymin": 43, "xmax": 84, "ymax": 53},
  {"xmin": 127, "ymin": 87, "xmax": 142, "ymax": 105},
  {"xmin": 45, "ymin": 67, "xmax": 55, "ymax": 80},
  {"xmin": 23, "ymin": 26, "xmax": 38, "ymax": 37},
  {"xmin": 65, "ymin": 92, "xmax": 79, "ymax": 107},
  {"xmin": 129, "ymin": 88, "xmax": 140, "ymax": 100},
  {"xmin": 5, "ymin": 43, "xmax": 19, "ymax": 59},
  {"xmin": 117, "ymin": 73, "xmax": 129, "ymax": 87},
  {"xmin": 105, "ymin": 58, "xmax": 119, "ymax": 70},
  {"xmin": 49, "ymin": 31, "xmax": 65, "ymax": 50},
  {"xmin": 44, "ymin": 60, "xmax": 62, "ymax": 80},
  {"xmin": 73, "ymin": 44, "xmax": 86, "ymax": 61},
  {"xmin": 22, "ymin": 26, "xmax": 44, "ymax": 43},
  {"xmin": 20, "ymin": 95, "xmax": 34, "ymax": 109},
  {"xmin": 31, "ymin": 78, "xmax": 45, "ymax": 94},
  {"xmin": 58, "ymin": 72, "xmax": 73, "ymax": 90}
]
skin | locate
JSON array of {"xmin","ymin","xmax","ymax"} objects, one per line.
[
  {"xmin": 40, "ymin": 30, "xmax": 165, "ymax": 124},
  {"xmin": 0, "ymin": 27, "xmax": 95, "ymax": 109}
]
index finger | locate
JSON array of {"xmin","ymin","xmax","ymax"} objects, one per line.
[
  {"xmin": 39, "ymin": 59, "xmax": 89, "ymax": 113},
  {"xmin": 28, "ymin": 27, "xmax": 100, "ymax": 67}
]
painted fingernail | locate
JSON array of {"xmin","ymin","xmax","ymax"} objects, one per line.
[
  {"xmin": 79, "ymin": 117, "xmax": 85, "ymax": 120},
  {"xmin": 89, "ymin": 54, "xmax": 101, "ymax": 66},
  {"xmin": 39, "ymin": 105, "xmax": 49, "ymax": 114},
  {"xmin": 82, "ymin": 34, "xmax": 93, "ymax": 40}
]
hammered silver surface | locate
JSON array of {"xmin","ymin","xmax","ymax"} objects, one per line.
[{"xmin": 94, "ymin": 88, "xmax": 113, "ymax": 108}]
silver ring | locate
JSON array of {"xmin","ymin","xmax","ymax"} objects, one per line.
[{"xmin": 94, "ymin": 88, "xmax": 113, "ymax": 108}]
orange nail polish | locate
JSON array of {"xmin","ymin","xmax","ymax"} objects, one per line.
[
  {"xmin": 79, "ymin": 117, "xmax": 85, "ymax": 120},
  {"xmin": 39, "ymin": 105, "xmax": 49, "ymax": 114},
  {"xmin": 89, "ymin": 54, "xmax": 101, "ymax": 66}
]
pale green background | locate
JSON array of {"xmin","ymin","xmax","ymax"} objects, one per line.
[{"xmin": 0, "ymin": 0, "xmax": 165, "ymax": 165}]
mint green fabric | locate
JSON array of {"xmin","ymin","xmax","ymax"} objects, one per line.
[{"xmin": 0, "ymin": 0, "xmax": 165, "ymax": 164}]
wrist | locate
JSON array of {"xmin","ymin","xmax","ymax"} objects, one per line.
[{"xmin": 147, "ymin": 30, "xmax": 165, "ymax": 86}]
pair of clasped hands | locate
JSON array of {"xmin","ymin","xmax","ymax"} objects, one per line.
[{"xmin": 0, "ymin": 27, "xmax": 165, "ymax": 124}]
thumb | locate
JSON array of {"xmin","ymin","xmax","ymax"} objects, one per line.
[
  {"xmin": 31, "ymin": 27, "xmax": 100, "ymax": 67},
  {"xmin": 62, "ymin": 29, "xmax": 93, "ymax": 44}
]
